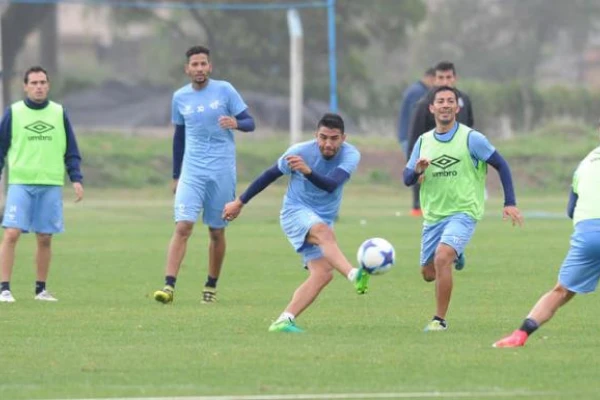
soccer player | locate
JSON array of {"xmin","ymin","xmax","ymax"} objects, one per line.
[
  {"xmin": 222, "ymin": 113, "xmax": 368, "ymax": 333},
  {"xmin": 397, "ymin": 67, "xmax": 435, "ymax": 158},
  {"xmin": 0, "ymin": 66, "xmax": 84, "ymax": 303},
  {"xmin": 153, "ymin": 45, "xmax": 255, "ymax": 304},
  {"xmin": 407, "ymin": 61, "xmax": 474, "ymax": 218},
  {"xmin": 493, "ymin": 144, "xmax": 600, "ymax": 348},
  {"xmin": 403, "ymin": 86, "xmax": 523, "ymax": 332}
]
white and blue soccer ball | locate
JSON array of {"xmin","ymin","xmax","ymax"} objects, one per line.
[{"xmin": 356, "ymin": 237, "xmax": 395, "ymax": 275}]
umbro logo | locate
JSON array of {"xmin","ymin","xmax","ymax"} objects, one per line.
[
  {"xmin": 24, "ymin": 121, "xmax": 54, "ymax": 135},
  {"xmin": 431, "ymin": 155, "xmax": 460, "ymax": 170}
]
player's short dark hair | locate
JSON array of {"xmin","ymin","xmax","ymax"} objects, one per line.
[
  {"xmin": 186, "ymin": 46, "xmax": 210, "ymax": 61},
  {"xmin": 425, "ymin": 67, "xmax": 436, "ymax": 77},
  {"xmin": 24, "ymin": 66, "xmax": 48, "ymax": 83},
  {"xmin": 317, "ymin": 113, "xmax": 345, "ymax": 134},
  {"xmin": 429, "ymin": 85, "xmax": 459, "ymax": 105},
  {"xmin": 434, "ymin": 61, "xmax": 456, "ymax": 75}
]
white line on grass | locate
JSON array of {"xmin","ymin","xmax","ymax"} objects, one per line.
[{"xmin": 55, "ymin": 390, "xmax": 555, "ymax": 400}]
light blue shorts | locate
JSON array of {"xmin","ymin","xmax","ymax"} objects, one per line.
[
  {"xmin": 2, "ymin": 184, "xmax": 63, "ymax": 234},
  {"xmin": 558, "ymin": 228, "xmax": 600, "ymax": 293},
  {"xmin": 280, "ymin": 207, "xmax": 332, "ymax": 264},
  {"xmin": 174, "ymin": 172, "xmax": 235, "ymax": 228},
  {"xmin": 420, "ymin": 213, "xmax": 477, "ymax": 266}
]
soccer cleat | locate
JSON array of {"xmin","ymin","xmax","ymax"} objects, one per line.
[
  {"xmin": 201, "ymin": 287, "xmax": 217, "ymax": 304},
  {"xmin": 455, "ymin": 253, "xmax": 466, "ymax": 271},
  {"xmin": 493, "ymin": 330, "xmax": 528, "ymax": 348},
  {"xmin": 34, "ymin": 290, "xmax": 57, "ymax": 302},
  {"xmin": 410, "ymin": 208, "xmax": 423, "ymax": 217},
  {"xmin": 0, "ymin": 290, "xmax": 15, "ymax": 303},
  {"xmin": 424, "ymin": 319, "xmax": 448, "ymax": 332},
  {"xmin": 355, "ymin": 267, "xmax": 370, "ymax": 295},
  {"xmin": 154, "ymin": 285, "xmax": 174, "ymax": 304},
  {"xmin": 268, "ymin": 318, "xmax": 304, "ymax": 333}
]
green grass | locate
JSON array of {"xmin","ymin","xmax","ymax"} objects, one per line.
[{"xmin": 0, "ymin": 186, "xmax": 597, "ymax": 400}]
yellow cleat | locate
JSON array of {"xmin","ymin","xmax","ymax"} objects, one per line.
[
  {"xmin": 201, "ymin": 286, "xmax": 217, "ymax": 304},
  {"xmin": 154, "ymin": 286, "xmax": 174, "ymax": 304}
]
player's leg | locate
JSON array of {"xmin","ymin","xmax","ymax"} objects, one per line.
[
  {"xmin": 494, "ymin": 230, "xmax": 600, "ymax": 348},
  {"xmin": 426, "ymin": 213, "xmax": 476, "ymax": 331},
  {"xmin": 281, "ymin": 208, "xmax": 367, "ymax": 294},
  {"xmin": 410, "ymin": 183, "xmax": 422, "ymax": 216},
  {"xmin": 269, "ymin": 254, "xmax": 334, "ymax": 333},
  {"xmin": 201, "ymin": 174, "xmax": 234, "ymax": 303},
  {"xmin": 31, "ymin": 186, "xmax": 63, "ymax": 301},
  {"xmin": 154, "ymin": 180, "xmax": 202, "ymax": 304},
  {"xmin": 0, "ymin": 185, "xmax": 33, "ymax": 303}
]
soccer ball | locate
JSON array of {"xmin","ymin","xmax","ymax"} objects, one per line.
[{"xmin": 356, "ymin": 237, "xmax": 395, "ymax": 275}]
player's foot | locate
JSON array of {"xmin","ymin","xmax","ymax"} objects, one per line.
[
  {"xmin": 202, "ymin": 287, "xmax": 217, "ymax": 304},
  {"xmin": 355, "ymin": 267, "xmax": 370, "ymax": 295},
  {"xmin": 424, "ymin": 319, "xmax": 447, "ymax": 332},
  {"xmin": 154, "ymin": 285, "xmax": 174, "ymax": 304},
  {"xmin": 455, "ymin": 253, "xmax": 466, "ymax": 271},
  {"xmin": 0, "ymin": 290, "xmax": 15, "ymax": 303},
  {"xmin": 34, "ymin": 290, "xmax": 57, "ymax": 301},
  {"xmin": 268, "ymin": 318, "xmax": 304, "ymax": 333},
  {"xmin": 410, "ymin": 208, "xmax": 422, "ymax": 217},
  {"xmin": 493, "ymin": 330, "xmax": 528, "ymax": 348}
]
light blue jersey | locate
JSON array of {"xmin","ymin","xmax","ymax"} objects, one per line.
[
  {"xmin": 171, "ymin": 79, "xmax": 247, "ymax": 227},
  {"xmin": 277, "ymin": 140, "xmax": 360, "ymax": 263},
  {"xmin": 171, "ymin": 79, "xmax": 248, "ymax": 176},
  {"xmin": 406, "ymin": 123, "xmax": 495, "ymax": 170},
  {"xmin": 277, "ymin": 140, "xmax": 360, "ymax": 221}
]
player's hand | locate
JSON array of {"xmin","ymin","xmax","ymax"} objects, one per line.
[
  {"xmin": 218, "ymin": 116, "xmax": 238, "ymax": 130},
  {"xmin": 223, "ymin": 198, "xmax": 244, "ymax": 221},
  {"xmin": 415, "ymin": 158, "xmax": 430, "ymax": 174},
  {"xmin": 286, "ymin": 155, "xmax": 312, "ymax": 175},
  {"xmin": 171, "ymin": 179, "xmax": 178, "ymax": 194},
  {"xmin": 72, "ymin": 182, "xmax": 84, "ymax": 203},
  {"xmin": 503, "ymin": 205, "xmax": 523, "ymax": 227}
]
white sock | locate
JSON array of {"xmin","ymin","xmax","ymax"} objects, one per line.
[
  {"xmin": 275, "ymin": 311, "xmax": 295, "ymax": 323},
  {"xmin": 347, "ymin": 268, "xmax": 359, "ymax": 282}
]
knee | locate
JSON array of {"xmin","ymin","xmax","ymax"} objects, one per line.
[
  {"xmin": 174, "ymin": 222, "xmax": 194, "ymax": 240},
  {"xmin": 421, "ymin": 268, "xmax": 436, "ymax": 282},
  {"xmin": 312, "ymin": 269, "xmax": 334, "ymax": 287},
  {"xmin": 2, "ymin": 229, "xmax": 20, "ymax": 245},
  {"xmin": 434, "ymin": 247, "xmax": 455, "ymax": 269},
  {"xmin": 208, "ymin": 227, "xmax": 225, "ymax": 243},
  {"xmin": 552, "ymin": 284, "xmax": 572, "ymax": 299},
  {"xmin": 36, "ymin": 233, "xmax": 52, "ymax": 248}
]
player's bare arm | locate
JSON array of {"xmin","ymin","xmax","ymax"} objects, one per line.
[
  {"xmin": 503, "ymin": 205, "xmax": 524, "ymax": 227},
  {"xmin": 218, "ymin": 116, "xmax": 238, "ymax": 130}
]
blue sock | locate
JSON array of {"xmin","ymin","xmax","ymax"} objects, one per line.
[
  {"xmin": 35, "ymin": 281, "xmax": 46, "ymax": 295},
  {"xmin": 205, "ymin": 276, "xmax": 218, "ymax": 288},
  {"xmin": 1, "ymin": 281, "xmax": 9, "ymax": 292},
  {"xmin": 519, "ymin": 318, "xmax": 539, "ymax": 336},
  {"xmin": 165, "ymin": 276, "xmax": 176, "ymax": 288}
]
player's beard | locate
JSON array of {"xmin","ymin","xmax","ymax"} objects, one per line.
[{"xmin": 321, "ymin": 146, "xmax": 338, "ymax": 160}]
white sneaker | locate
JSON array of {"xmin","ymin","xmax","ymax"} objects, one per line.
[
  {"xmin": 0, "ymin": 290, "xmax": 16, "ymax": 303},
  {"xmin": 34, "ymin": 290, "xmax": 58, "ymax": 302}
]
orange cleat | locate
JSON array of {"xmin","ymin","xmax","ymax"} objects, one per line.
[
  {"xmin": 410, "ymin": 208, "xmax": 423, "ymax": 217},
  {"xmin": 493, "ymin": 330, "xmax": 528, "ymax": 348}
]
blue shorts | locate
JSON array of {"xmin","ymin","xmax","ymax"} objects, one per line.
[
  {"xmin": 280, "ymin": 207, "xmax": 332, "ymax": 264},
  {"xmin": 558, "ymin": 229, "xmax": 600, "ymax": 293},
  {"xmin": 420, "ymin": 213, "xmax": 477, "ymax": 266},
  {"xmin": 2, "ymin": 184, "xmax": 63, "ymax": 234},
  {"xmin": 174, "ymin": 172, "xmax": 235, "ymax": 228}
]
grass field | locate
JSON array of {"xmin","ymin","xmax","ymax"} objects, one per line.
[{"xmin": 0, "ymin": 185, "xmax": 598, "ymax": 400}]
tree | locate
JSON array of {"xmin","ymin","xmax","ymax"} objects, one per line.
[{"xmin": 105, "ymin": 0, "xmax": 427, "ymax": 120}]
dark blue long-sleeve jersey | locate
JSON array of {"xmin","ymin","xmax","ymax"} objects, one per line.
[{"xmin": 0, "ymin": 98, "xmax": 83, "ymax": 183}]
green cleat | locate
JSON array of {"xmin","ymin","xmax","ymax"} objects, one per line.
[
  {"xmin": 268, "ymin": 318, "xmax": 304, "ymax": 333},
  {"xmin": 202, "ymin": 287, "xmax": 217, "ymax": 304},
  {"xmin": 154, "ymin": 285, "xmax": 174, "ymax": 304},
  {"xmin": 424, "ymin": 319, "xmax": 448, "ymax": 332},
  {"xmin": 355, "ymin": 267, "xmax": 370, "ymax": 295}
]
